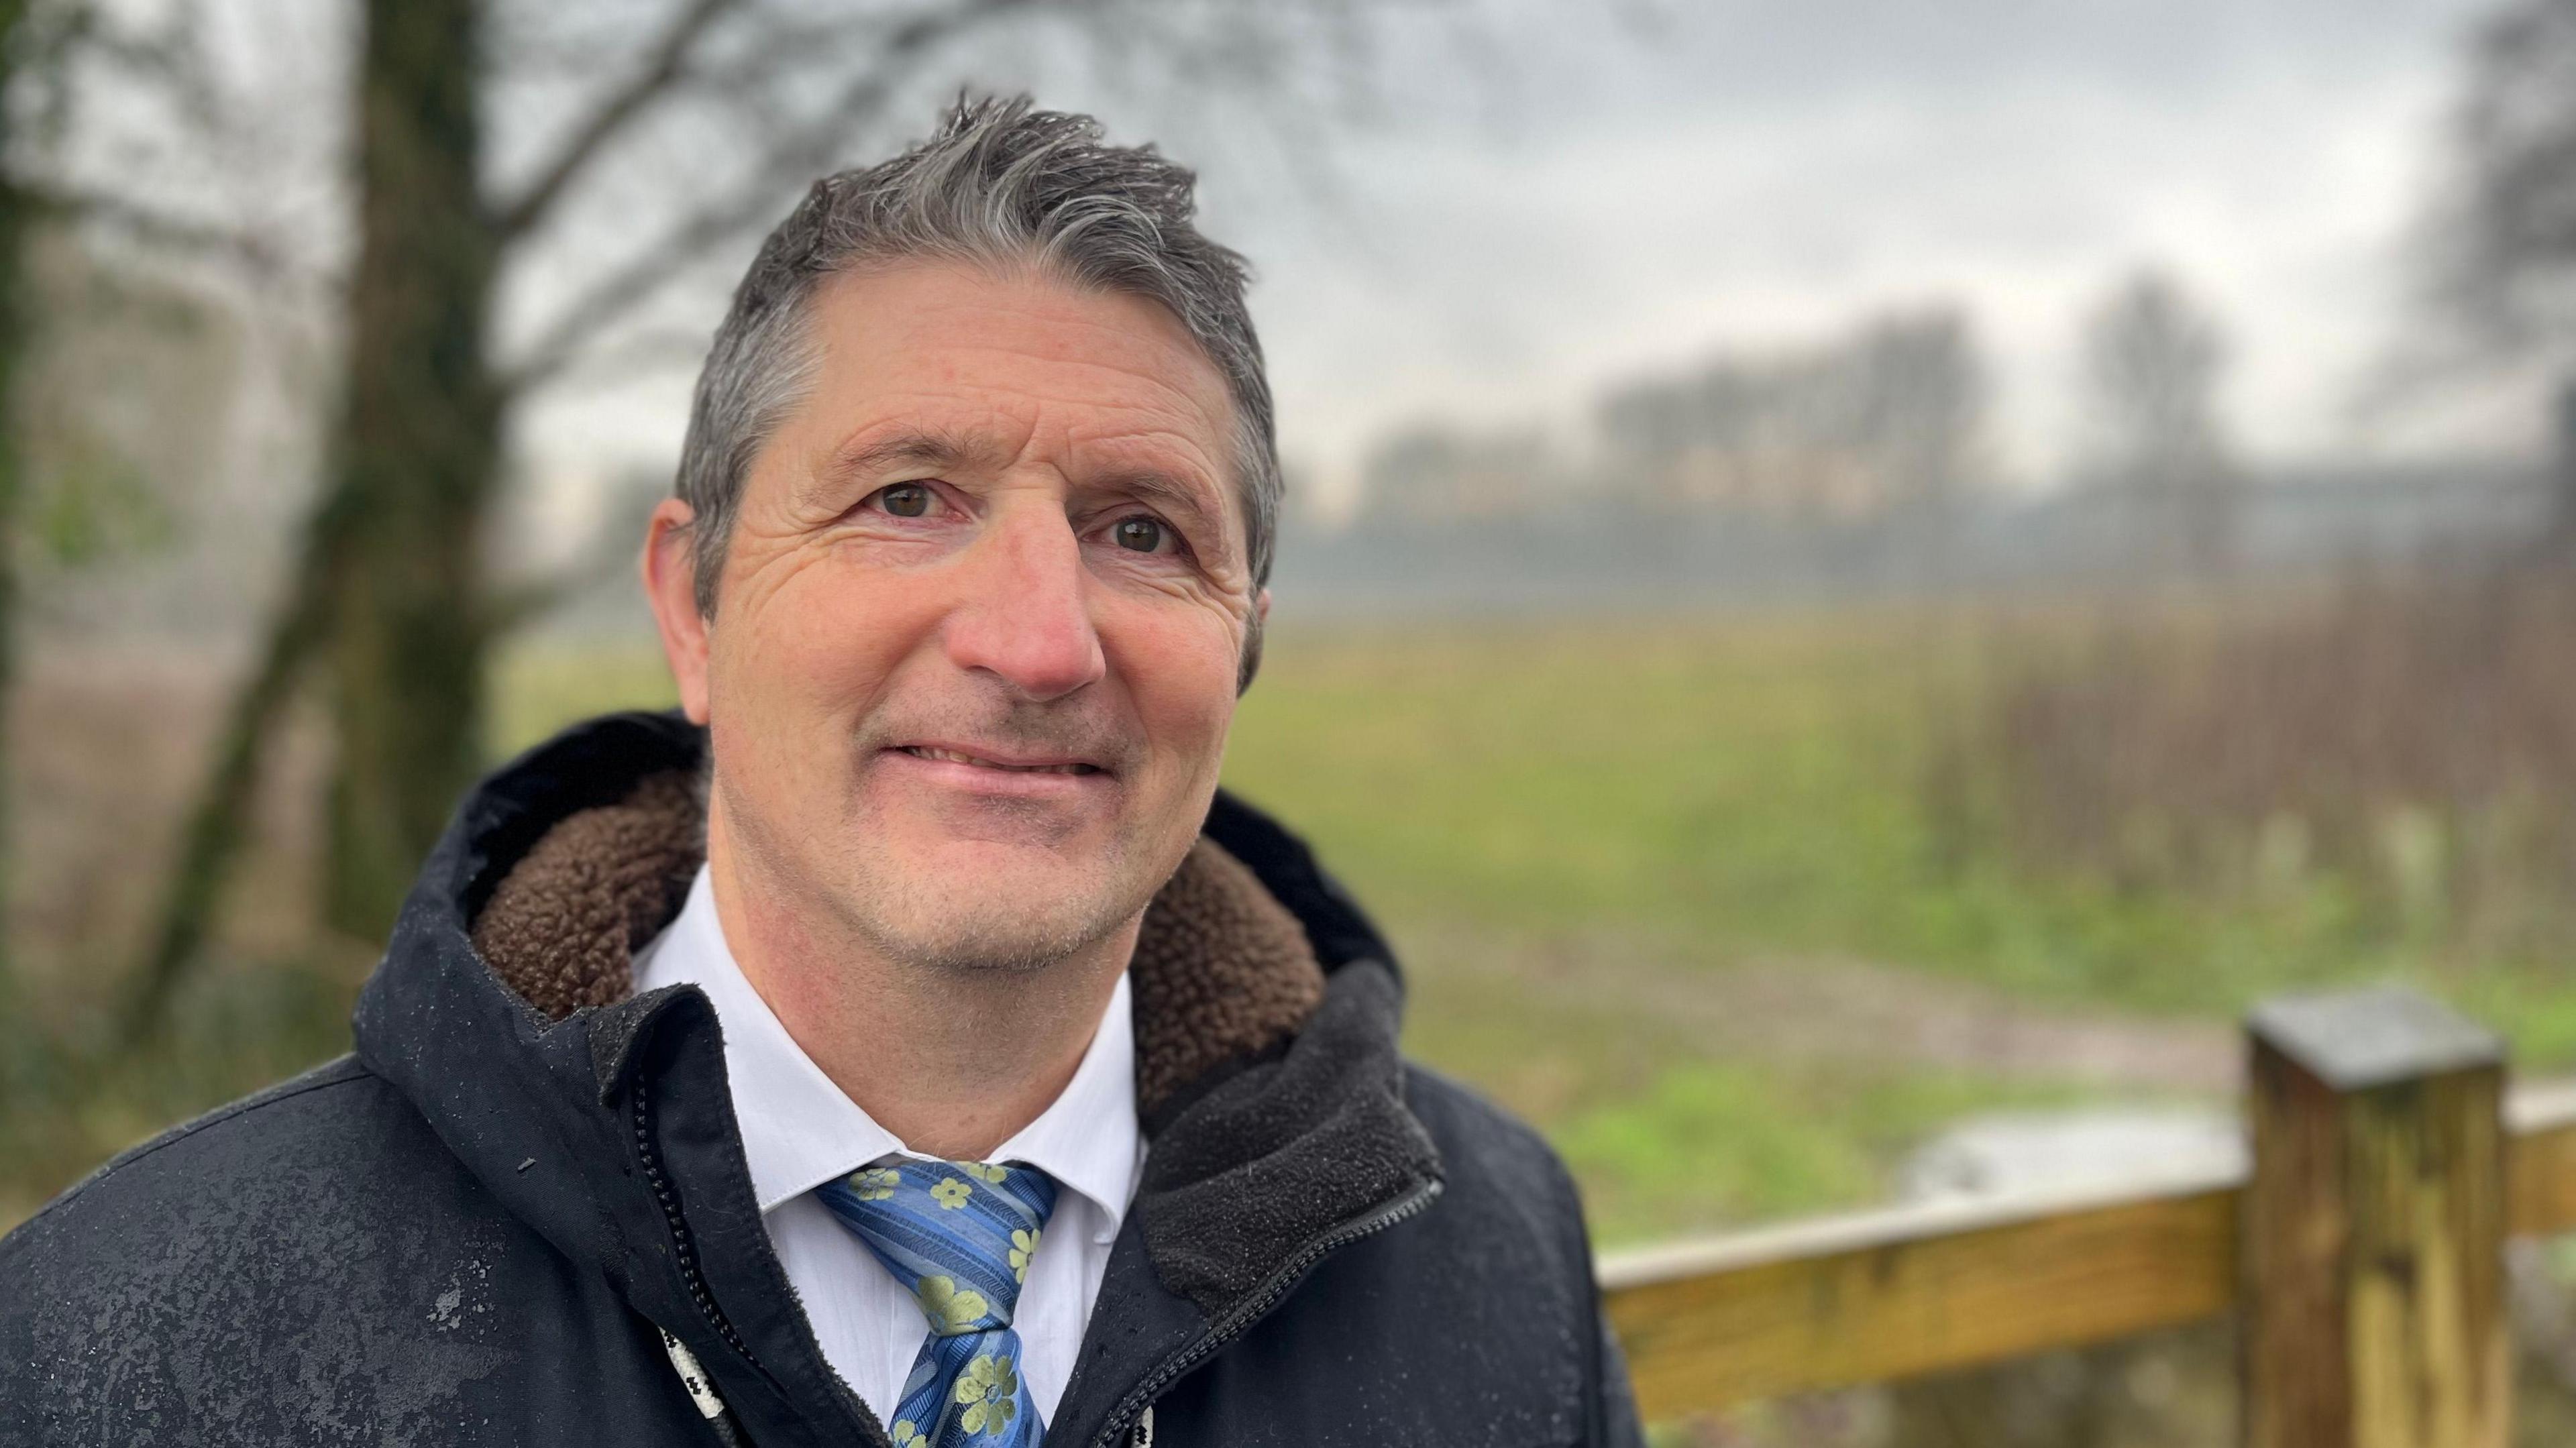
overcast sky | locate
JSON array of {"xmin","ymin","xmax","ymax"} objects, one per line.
[{"xmin": 520, "ymin": 0, "xmax": 2525, "ymax": 520}]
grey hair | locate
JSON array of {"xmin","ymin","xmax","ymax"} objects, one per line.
[{"xmin": 673, "ymin": 96, "xmax": 1281, "ymax": 686}]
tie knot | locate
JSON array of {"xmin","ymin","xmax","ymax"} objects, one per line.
[{"xmin": 814, "ymin": 1158, "xmax": 1059, "ymax": 1337}]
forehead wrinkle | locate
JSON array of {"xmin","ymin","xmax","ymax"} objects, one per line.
[
  {"xmin": 856, "ymin": 288, "xmax": 1233, "ymax": 439},
  {"xmin": 915, "ymin": 351, "xmax": 1230, "ymax": 457}
]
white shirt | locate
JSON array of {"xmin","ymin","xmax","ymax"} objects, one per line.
[{"xmin": 632, "ymin": 866, "xmax": 1143, "ymax": 1427}]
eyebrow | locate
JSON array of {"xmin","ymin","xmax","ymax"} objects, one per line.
[{"xmin": 822, "ymin": 428, "xmax": 1004, "ymax": 485}]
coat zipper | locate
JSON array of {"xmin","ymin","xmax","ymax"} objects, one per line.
[
  {"xmin": 636, "ymin": 1072, "xmax": 857, "ymax": 1448},
  {"xmin": 1085, "ymin": 1177, "xmax": 1443, "ymax": 1448},
  {"xmin": 633, "ymin": 1072, "xmax": 761, "ymax": 1369}
]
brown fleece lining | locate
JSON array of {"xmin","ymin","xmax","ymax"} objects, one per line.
[
  {"xmin": 468, "ymin": 771, "xmax": 1326, "ymax": 1118},
  {"xmin": 473, "ymin": 770, "xmax": 707, "ymax": 1019},
  {"xmin": 1126, "ymin": 838, "xmax": 1326, "ymax": 1115}
]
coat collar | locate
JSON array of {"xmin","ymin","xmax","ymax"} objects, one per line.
[{"xmin": 352, "ymin": 710, "xmax": 1441, "ymax": 1446}]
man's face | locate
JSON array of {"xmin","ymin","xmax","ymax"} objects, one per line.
[{"xmin": 645, "ymin": 261, "xmax": 1263, "ymax": 972}]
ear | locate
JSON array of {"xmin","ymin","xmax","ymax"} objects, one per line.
[{"xmin": 642, "ymin": 497, "xmax": 714, "ymax": 725}]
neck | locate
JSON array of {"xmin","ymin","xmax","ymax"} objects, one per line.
[{"xmin": 704, "ymin": 818, "xmax": 1132, "ymax": 1162}]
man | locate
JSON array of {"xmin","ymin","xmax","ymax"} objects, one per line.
[{"xmin": 0, "ymin": 99, "xmax": 1642, "ymax": 1447}]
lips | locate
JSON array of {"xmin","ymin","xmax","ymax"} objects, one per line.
[{"xmin": 895, "ymin": 744, "xmax": 1104, "ymax": 776}]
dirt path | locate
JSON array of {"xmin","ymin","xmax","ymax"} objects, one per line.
[
  {"xmin": 1410, "ymin": 927, "xmax": 2240, "ymax": 1095},
  {"xmin": 1673, "ymin": 955, "xmax": 2239, "ymax": 1093}
]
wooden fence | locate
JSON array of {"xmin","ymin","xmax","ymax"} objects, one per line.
[{"xmin": 1598, "ymin": 985, "xmax": 2576, "ymax": 1447}]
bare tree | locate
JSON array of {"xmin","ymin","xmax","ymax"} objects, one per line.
[
  {"xmin": 1847, "ymin": 308, "xmax": 1988, "ymax": 521},
  {"xmin": 1593, "ymin": 304, "xmax": 1991, "ymax": 526},
  {"xmin": 0, "ymin": 0, "xmax": 40, "ymax": 1031},
  {"xmin": 1356, "ymin": 422, "xmax": 1558, "ymax": 524},
  {"xmin": 0, "ymin": 0, "xmax": 122, "ymax": 1024},
  {"xmin": 2078, "ymin": 269, "xmax": 2239, "ymax": 577},
  {"xmin": 2426, "ymin": 0, "xmax": 2576, "ymax": 539}
]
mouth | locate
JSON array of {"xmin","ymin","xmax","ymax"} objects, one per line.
[{"xmin": 892, "ymin": 744, "xmax": 1106, "ymax": 777}]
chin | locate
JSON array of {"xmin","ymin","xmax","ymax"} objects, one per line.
[
  {"xmin": 863, "ymin": 905, "xmax": 1115, "ymax": 977},
  {"xmin": 850, "ymin": 852, "xmax": 1144, "ymax": 977}
]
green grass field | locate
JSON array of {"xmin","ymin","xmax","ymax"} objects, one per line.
[
  {"xmin": 9, "ymin": 606, "xmax": 2566, "ymax": 1244},
  {"xmin": 498, "ymin": 609, "xmax": 2576, "ymax": 1245}
]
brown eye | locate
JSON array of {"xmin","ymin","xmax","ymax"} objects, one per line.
[
  {"xmin": 1113, "ymin": 517, "xmax": 1167, "ymax": 553},
  {"xmin": 878, "ymin": 484, "xmax": 931, "ymax": 518}
]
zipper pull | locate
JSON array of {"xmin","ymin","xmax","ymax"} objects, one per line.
[
  {"xmin": 1129, "ymin": 1404, "xmax": 1155, "ymax": 1447},
  {"xmin": 659, "ymin": 1327, "xmax": 747, "ymax": 1445}
]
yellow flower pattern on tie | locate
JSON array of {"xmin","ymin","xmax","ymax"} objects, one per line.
[{"xmin": 814, "ymin": 1158, "xmax": 1058, "ymax": 1445}]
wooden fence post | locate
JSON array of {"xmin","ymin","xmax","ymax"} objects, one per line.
[{"xmin": 2243, "ymin": 985, "xmax": 2509, "ymax": 1448}]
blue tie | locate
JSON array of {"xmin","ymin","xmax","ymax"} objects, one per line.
[{"xmin": 814, "ymin": 1158, "xmax": 1059, "ymax": 1447}]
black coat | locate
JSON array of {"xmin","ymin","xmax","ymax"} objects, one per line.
[{"xmin": 0, "ymin": 712, "xmax": 1644, "ymax": 1447}]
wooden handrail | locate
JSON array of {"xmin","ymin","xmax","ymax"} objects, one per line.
[
  {"xmin": 1602, "ymin": 1066, "xmax": 2576, "ymax": 1424},
  {"xmin": 2508, "ymin": 1077, "xmax": 2576, "ymax": 1237}
]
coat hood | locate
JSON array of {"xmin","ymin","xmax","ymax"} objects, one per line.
[{"xmin": 348, "ymin": 710, "xmax": 1442, "ymax": 1447}]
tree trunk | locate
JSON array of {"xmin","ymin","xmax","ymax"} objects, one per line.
[
  {"xmin": 0, "ymin": 0, "xmax": 32, "ymax": 1009},
  {"xmin": 322, "ymin": 0, "xmax": 499, "ymax": 939}
]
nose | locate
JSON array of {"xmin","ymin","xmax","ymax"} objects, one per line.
[{"xmin": 941, "ymin": 506, "xmax": 1107, "ymax": 702}]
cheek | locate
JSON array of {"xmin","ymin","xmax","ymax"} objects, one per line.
[
  {"xmin": 708, "ymin": 551, "xmax": 935, "ymax": 732},
  {"xmin": 1106, "ymin": 602, "xmax": 1245, "ymax": 779}
]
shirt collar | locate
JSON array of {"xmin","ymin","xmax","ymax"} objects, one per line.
[{"xmin": 631, "ymin": 865, "xmax": 1141, "ymax": 1239}]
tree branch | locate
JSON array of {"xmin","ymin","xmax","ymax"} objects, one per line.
[
  {"xmin": 491, "ymin": 0, "xmax": 743, "ymax": 243},
  {"xmin": 486, "ymin": 531, "xmax": 647, "ymax": 637},
  {"xmin": 36, "ymin": 182, "xmax": 294, "ymax": 283},
  {"xmin": 498, "ymin": 0, "xmax": 1040, "ymax": 396},
  {"xmin": 538, "ymin": 322, "xmax": 717, "ymax": 388},
  {"xmin": 122, "ymin": 474, "xmax": 363, "ymax": 1042}
]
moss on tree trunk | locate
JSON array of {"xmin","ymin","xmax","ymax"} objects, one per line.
[{"xmin": 321, "ymin": 0, "xmax": 500, "ymax": 938}]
